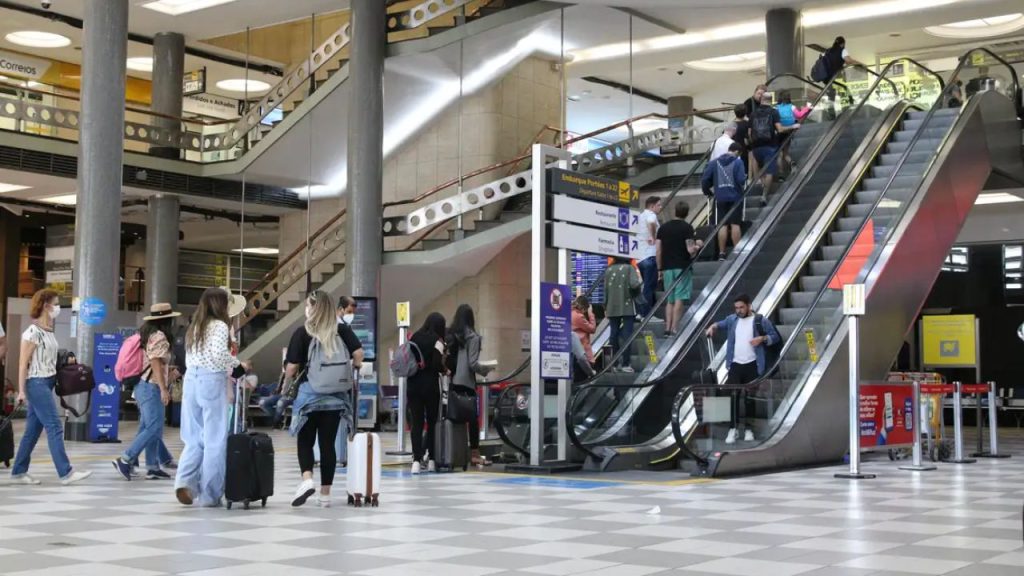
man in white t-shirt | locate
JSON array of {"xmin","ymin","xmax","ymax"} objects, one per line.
[
  {"xmin": 710, "ymin": 123, "xmax": 737, "ymax": 161},
  {"xmin": 706, "ymin": 294, "xmax": 780, "ymax": 445},
  {"xmin": 635, "ymin": 196, "xmax": 662, "ymax": 317}
]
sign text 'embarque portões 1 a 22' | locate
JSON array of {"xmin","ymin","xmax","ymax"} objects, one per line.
[{"xmin": 546, "ymin": 168, "xmax": 638, "ymax": 208}]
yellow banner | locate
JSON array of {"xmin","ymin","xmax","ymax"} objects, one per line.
[{"xmin": 921, "ymin": 314, "xmax": 976, "ymax": 366}]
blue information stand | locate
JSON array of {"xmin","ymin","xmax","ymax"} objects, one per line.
[{"xmin": 89, "ymin": 332, "xmax": 123, "ymax": 442}]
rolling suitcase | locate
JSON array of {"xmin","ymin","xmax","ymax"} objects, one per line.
[
  {"xmin": 225, "ymin": 379, "xmax": 274, "ymax": 510},
  {"xmin": 434, "ymin": 376, "xmax": 469, "ymax": 472},
  {"xmin": 0, "ymin": 409, "xmax": 16, "ymax": 468},
  {"xmin": 347, "ymin": 372, "xmax": 381, "ymax": 507}
]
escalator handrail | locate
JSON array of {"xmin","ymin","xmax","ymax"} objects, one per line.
[
  {"xmin": 668, "ymin": 56, "xmax": 990, "ymax": 458},
  {"xmin": 493, "ymin": 381, "xmax": 531, "ymax": 457}
]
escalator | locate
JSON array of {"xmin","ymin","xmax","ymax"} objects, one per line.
[{"xmin": 671, "ymin": 47, "xmax": 1023, "ymax": 477}]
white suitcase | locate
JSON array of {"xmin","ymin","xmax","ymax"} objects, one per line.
[{"xmin": 346, "ymin": 432, "xmax": 381, "ymax": 507}]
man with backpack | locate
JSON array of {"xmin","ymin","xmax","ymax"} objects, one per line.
[
  {"xmin": 701, "ymin": 142, "xmax": 747, "ymax": 261},
  {"xmin": 705, "ymin": 294, "xmax": 781, "ymax": 444},
  {"xmin": 749, "ymin": 92, "xmax": 800, "ymax": 202}
]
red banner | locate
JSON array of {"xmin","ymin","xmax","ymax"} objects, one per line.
[
  {"xmin": 961, "ymin": 383, "xmax": 991, "ymax": 394},
  {"xmin": 859, "ymin": 383, "xmax": 915, "ymax": 448}
]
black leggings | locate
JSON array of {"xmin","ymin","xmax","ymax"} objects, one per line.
[
  {"xmin": 297, "ymin": 410, "xmax": 342, "ymax": 486},
  {"xmin": 407, "ymin": 390, "xmax": 439, "ymax": 462}
]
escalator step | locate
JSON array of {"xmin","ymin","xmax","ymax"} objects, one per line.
[
  {"xmin": 862, "ymin": 176, "xmax": 919, "ymax": 191},
  {"xmin": 809, "ymin": 259, "xmax": 839, "ymax": 276},
  {"xmin": 877, "ymin": 151, "xmax": 935, "ymax": 166},
  {"xmin": 906, "ymin": 108, "xmax": 960, "ymax": 120},
  {"xmin": 821, "ymin": 244, "xmax": 845, "ymax": 260},
  {"xmin": 892, "ymin": 127, "xmax": 949, "ymax": 142},
  {"xmin": 888, "ymin": 138, "xmax": 942, "ymax": 155},
  {"xmin": 855, "ymin": 188, "xmax": 912, "ymax": 204},
  {"xmin": 800, "ymin": 275, "xmax": 828, "ymax": 292},
  {"xmin": 872, "ymin": 163, "xmax": 926, "ymax": 179},
  {"xmin": 836, "ymin": 216, "xmax": 867, "ymax": 232},
  {"xmin": 790, "ymin": 290, "xmax": 841, "ymax": 308},
  {"xmin": 829, "ymin": 230, "xmax": 855, "ymax": 245}
]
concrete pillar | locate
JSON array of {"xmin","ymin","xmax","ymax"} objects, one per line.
[
  {"xmin": 146, "ymin": 195, "xmax": 180, "ymax": 307},
  {"xmin": 150, "ymin": 32, "xmax": 185, "ymax": 159},
  {"xmin": 765, "ymin": 8, "xmax": 804, "ymax": 81},
  {"xmin": 667, "ymin": 94, "xmax": 695, "ymax": 155},
  {"xmin": 344, "ymin": 0, "xmax": 386, "ymax": 299},
  {"xmin": 71, "ymin": 0, "xmax": 128, "ymax": 440}
]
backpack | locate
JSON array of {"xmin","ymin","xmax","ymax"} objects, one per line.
[
  {"xmin": 390, "ymin": 340, "xmax": 424, "ymax": 379},
  {"xmin": 776, "ymin": 103, "xmax": 796, "ymax": 127},
  {"xmin": 754, "ymin": 314, "xmax": 783, "ymax": 377},
  {"xmin": 306, "ymin": 334, "xmax": 352, "ymax": 394},
  {"xmin": 750, "ymin": 107, "xmax": 776, "ymax": 147},
  {"xmin": 114, "ymin": 333, "xmax": 143, "ymax": 383},
  {"xmin": 810, "ymin": 53, "xmax": 830, "ymax": 82}
]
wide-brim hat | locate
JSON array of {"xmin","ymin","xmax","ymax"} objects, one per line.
[
  {"xmin": 220, "ymin": 286, "xmax": 247, "ymax": 318},
  {"xmin": 143, "ymin": 302, "xmax": 182, "ymax": 322}
]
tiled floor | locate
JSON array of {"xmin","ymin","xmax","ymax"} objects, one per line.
[{"xmin": 0, "ymin": 422, "xmax": 1021, "ymax": 576}]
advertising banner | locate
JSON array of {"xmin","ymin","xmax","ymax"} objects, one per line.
[
  {"xmin": 89, "ymin": 332, "xmax": 123, "ymax": 442},
  {"xmin": 539, "ymin": 282, "xmax": 571, "ymax": 379},
  {"xmin": 351, "ymin": 297, "xmax": 378, "ymax": 361},
  {"xmin": 859, "ymin": 383, "xmax": 915, "ymax": 449},
  {"xmin": 921, "ymin": 314, "xmax": 977, "ymax": 367}
]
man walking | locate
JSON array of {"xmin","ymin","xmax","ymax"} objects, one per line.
[
  {"xmin": 710, "ymin": 123, "xmax": 737, "ymax": 161},
  {"xmin": 749, "ymin": 93, "xmax": 800, "ymax": 201},
  {"xmin": 705, "ymin": 294, "xmax": 781, "ymax": 444},
  {"xmin": 657, "ymin": 203, "xmax": 702, "ymax": 336},
  {"xmin": 701, "ymin": 142, "xmax": 747, "ymax": 260},
  {"xmin": 636, "ymin": 196, "xmax": 662, "ymax": 317}
]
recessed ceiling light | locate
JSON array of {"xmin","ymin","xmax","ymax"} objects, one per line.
[
  {"xmin": 567, "ymin": 94, "xmax": 581, "ymax": 102},
  {"xmin": 975, "ymin": 192, "xmax": 1024, "ymax": 205},
  {"xmin": 127, "ymin": 57, "xmax": 154, "ymax": 72},
  {"xmin": 42, "ymin": 194, "xmax": 78, "ymax": 205},
  {"xmin": 0, "ymin": 183, "xmax": 30, "ymax": 194},
  {"xmin": 231, "ymin": 247, "xmax": 279, "ymax": 255},
  {"xmin": 924, "ymin": 13, "xmax": 1024, "ymax": 38},
  {"xmin": 215, "ymin": 78, "xmax": 271, "ymax": 93},
  {"xmin": 140, "ymin": 0, "xmax": 237, "ymax": 16},
  {"xmin": 686, "ymin": 51, "xmax": 766, "ymax": 72},
  {"xmin": 5, "ymin": 31, "xmax": 71, "ymax": 48}
]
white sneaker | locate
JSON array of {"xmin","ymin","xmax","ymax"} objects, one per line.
[
  {"xmin": 316, "ymin": 494, "xmax": 332, "ymax": 508},
  {"xmin": 620, "ymin": 366, "xmax": 635, "ymax": 373},
  {"xmin": 10, "ymin": 474, "xmax": 41, "ymax": 485},
  {"xmin": 291, "ymin": 478, "xmax": 316, "ymax": 507},
  {"xmin": 724, "ymin": 428, "xmax": 737, "ymax": 445},
  {"xmin": 411, "ymin": 461, "xmax": 421, "ymax": 475},
  {"xmin": 61, "ymin": 470, "xmax": 93, "ymax": 486},
  {"xmin": 426, "ymin": 460, "xmax": 436, "ymax": 473},
  {"xmin": 744, "ymin": 430, "xmax": 755, "ymax": 442}
]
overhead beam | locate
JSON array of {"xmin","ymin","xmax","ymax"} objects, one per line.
[{"xmin": 613, "ymin": 7, "xmax": 686, "ymax": 35}]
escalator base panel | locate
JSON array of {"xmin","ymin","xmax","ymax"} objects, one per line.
[{"xmin": 503, "ymin": 461, "xmax": 584, "ymax": 475}]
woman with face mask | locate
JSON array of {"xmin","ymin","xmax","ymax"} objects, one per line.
[{"xmin": 9, "ymin": 289, "xmax": 93, "ymax": 485}]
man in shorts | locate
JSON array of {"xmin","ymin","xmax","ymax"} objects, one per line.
[
  {"xmin": 702, "ymin": 142, "xmax": 747, "ymax": 261},
  {"xmin": 748, "ymin": 92, "xmax": 800, "ymax": 201},
  {"xmin": 657, "ymin": 203, "xmax": 702, "ymax": 336}
]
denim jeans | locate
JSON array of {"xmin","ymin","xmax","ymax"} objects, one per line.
[
  {"xmin": 637, "ymin": 256, "xmax": 659, "ymax": 317},
  {"xmin": 313, "ymin": 416, "xmax": 350, "ymax": 465},
  {"xmin": 130, "ymin": 440, "xmax": 173, "ymax": 468},
  {"xmin": 122, "ymin": 380, "xmax": 164, "ymax": 470},
  {"xmin": 608, "ymin": 315, "xmax": 636, "ymax": 368},
  {"xmin": 12, "ymin": 376, "xmax": 73, "ymax": 479},
  {"xmin": 259, "ymin": 394, "xmax": 292, "ymax": 426},
  {"xmin": 174, "ymin": 367, "xmax": 229, "ymax": 506}
]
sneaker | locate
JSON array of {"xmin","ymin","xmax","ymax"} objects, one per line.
[
  {"xmin": 744, "ymin": 430, "xmax": 755, "ymax": 442},
  {"xmin": 175, "ymin": 487, "xmax": 194, "ymax": 506},
  {"xmin": 292, "ymin": 478, "xmax": 316, "ymax": 507},
  {"xmin": 724, "ymin": 428, "xmax": 738, "ymax": 445},
  {"xmin": 718, "ymin": 255, "xmax": 727, "ymax": 262},
  {"xmin": 61, "ymin": 470, "xmax": 92, "ymax": 486},
  {"xmin": 620, "ymin": 366, "xmax": 635, "ymax": 373},
  {"xmin": 411, "ymin": 461, "xmax": 421, "ymax": 475},
  {"xmin": 9, "ymin": 474, "xmax": 41, "ymax": 485},
  {"xmin": 146, "ymin": 469, "xmax": 172, "ymax": 480},
  {"xmin": 316, "ymin": 494, "xmax": 332, "ymax": 508},
  {"xmin": 426, "ymin": 460, "xmax": 436, "ymax": 473},
  {"xmin": 162, "ymin": 460, "xmax": 178, "ymax": 470},
  {"xmin": 112, "ymin": 458, "xmax": 132, "ymax": 481}
]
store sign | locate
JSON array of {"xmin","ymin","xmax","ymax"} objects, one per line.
[
  {"xmin": 0, "ymin": 49, "xmax": 51, "ymax": 80},
  {"xmin": 182, "ymin": 68, "xmax": 206, "ymax": 97},
  {"xmin": 550, "ymin": 194, "xmax": 640, "ymax": 234},
  {"xmin": 921, "ymin": 314, "xmax": 977, "ymax": 367},
  {"xmin": 183, "ymin": 93, "xmax": 238, "ymax": 120},
  {"xmin": 547, "ymin": 168, "xmax": 638, "ymax": 208},
  {"xmin": 539, "ymin": 282, "xmax": 571, "ymax": 379},
  {"xmin": 859, "ymin": 383, "xmax": 914, "ymax": 449}
]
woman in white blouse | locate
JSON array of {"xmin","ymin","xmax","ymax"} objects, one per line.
[
  {"xmin": 9, "ymin": 289, "xmax": 92, "ymax": 485},
  {"xmin": 174, "ymin": 287, "xmax": 245, "ymax": 507}
]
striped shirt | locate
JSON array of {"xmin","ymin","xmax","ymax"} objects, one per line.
[{"xmin": 22, "ymin": 324, "xmax": 58, "ymax": 378}]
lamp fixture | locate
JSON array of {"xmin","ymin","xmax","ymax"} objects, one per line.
[
  {"xmin": 4, "ymin": 31, "xmax": 71, "ymax": 48},
  {"xmin": 215, "ymin": 78, "xmax": 271, "ymax": 93},
  {"xmin": 140, "ymin": 0, "xmax": 237, "ymax": 16},
  {"xmin": 127, "ymin": 57, "xmax": 154, "ymax": 72}
]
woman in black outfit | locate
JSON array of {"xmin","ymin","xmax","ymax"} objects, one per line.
[{"xmin": 407, "ymin": 312, "xmax": 446, "ymax": 475}]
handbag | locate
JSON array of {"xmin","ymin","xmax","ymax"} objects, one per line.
[
  {"xmin": 445, "ymin": 384, "xmax": 477, "ymax": 424},
  {"xmin": 56, "ymin": 364, "xmax": 96, "ymax": 418},
  {"xmin": 283, "ymin": 368, "xmax": 305, "ymax": 401}
]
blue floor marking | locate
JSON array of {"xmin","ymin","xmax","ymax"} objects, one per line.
[{"xmin": 488, "ymin": 476, "xmax": 623, "ymax": 489}]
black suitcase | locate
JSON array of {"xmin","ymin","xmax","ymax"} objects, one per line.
[
  {"xmin": 225, "ymin": 379, "xmax": 274, "ymax": 509},
  {"xmin": 0, "ymin": 412, "xmax": 15, "ymax": 467},
  {"xmin": 434, "ymin": 377, "xmax": 469, "ymax": 472}
]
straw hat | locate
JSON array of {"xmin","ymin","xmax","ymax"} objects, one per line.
[
  {"xmin": 143, "ymin": 302, "xmax": 182, "ymax": 322},
  {"xmin": 220, "ymin": 286, "xmax": 247, "ymax": 318}
]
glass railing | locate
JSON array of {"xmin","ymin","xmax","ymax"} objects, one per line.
[
  {"xmin": 563, "ymin": 65, "xmax": 909, "ymax": 461},
  {"xmin": 671, "ymin": 51, "xmax": 1009, "ymax": 465}
]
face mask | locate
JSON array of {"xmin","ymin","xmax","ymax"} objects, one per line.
[
  {"xmin": 50, "ymin": 305, "xmax": 61, "ymax": 319},
  {"xmin": 342, "ymin": 313, "xmax": 355, "ymax": 325}
]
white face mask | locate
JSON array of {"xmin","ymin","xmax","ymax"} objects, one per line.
[
  {"xmin": 342, "ymin": 313, "xmax": 355, "ymax": 325},
  {"xmin": 49, "ymin": 305, "xmax": 61, "ymax": 320}
]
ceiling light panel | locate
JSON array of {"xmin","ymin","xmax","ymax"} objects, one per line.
[
  {"xmin": 924, "ymin": 13, "xmax": 1024, "ymax": 38},
  {"xmin": 0, "ymin": 183, "xmax": 31, "ymax": 194},
  {"xmin": 215, "ymin": 78, "xmax": 271, "ymax": 93},
  {"xmin": 42, "ymin": 194, "xmax": 78, "ymax": 205},
  {"xmin": 4, "ymin": 31, "xmax": 71, "ymax": 48},
  {"xmin": 232, "ymin": 247, "xmax": 279, "ymax": 255},
  {"xmin": 140, "ymin": 0, "xmax": 237, "ymax": 16},
  {"xmin": 126, "ymin": 57, "xmax": 154, "ymax": 72},
  {"xmin": 686, "ymin": 51, "xmax": 765, "ymax": 72}
]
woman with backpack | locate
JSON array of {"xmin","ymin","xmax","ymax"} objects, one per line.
[
  {"xmin": 406, "ymin": 312, "xmax": 446, "ymax": 474},
  {"xmin": 447, "ymin": 304, "xmax": 494, "ymax": 467},
  {"xmin": 112, "ymin": 303, "xmax": 180, "ymax": 481},
  {"xmin": 174, "ymin": 287, "xmax": 247, "ymax": 507},
  {"xmin": 8, "ymin": 289, "xmax": 92, "ymax": 486},
  {"xmin": 286, "ymin": 290, "xmax": 363, "ymax": 508}
]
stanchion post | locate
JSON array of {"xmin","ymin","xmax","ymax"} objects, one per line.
[
  {"xmin": 946, "ymin": 381, "xmax": 976, "ymax": 464},
  {"xmin": 975, "ymin": 381, "xmax": 1011, "ymax": 459},
  {"xmin": 900, "ymin": 380, "xmax": 936, "ymax": 472},
  {"xmin": 834, "ymin": 311, "xmax": 875, "ymax": 480},
  {"xmin": 386, "ymin": 325, "xmax": 412, "ymax": 457}
]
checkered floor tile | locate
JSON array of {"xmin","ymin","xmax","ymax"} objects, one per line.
[{"xmin": 0, "ymin": 422, "xmax": 1021, "ymax": 575}]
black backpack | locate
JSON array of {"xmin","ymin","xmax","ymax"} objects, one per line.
[
  {"xmin": 754, "ymin": 314, "xmax": 783, "ymax": 377},
  {"xmin": 749, "ymin": 107, "xmax": 776, "ymax": 147},
  {"xmin": 810, "ymin": 53, "xmax": 830, "ymax": 82}
]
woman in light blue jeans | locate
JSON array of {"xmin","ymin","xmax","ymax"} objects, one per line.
[{"xmin": 174, "ymin": 287, "xmax": 246, "ymax": 507}]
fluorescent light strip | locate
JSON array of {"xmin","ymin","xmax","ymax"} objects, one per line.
[
  {"xmin": 42, "ymin": 194, "xmax": 77, "ymax": 205},
  {"xmin": 140, "ymin": 0, "xmax": 237, "ymax": 16},
  {"xmin": 0, "ymin": 183, "xmax": 30, "ymax": 194},
  {"xmin": 231, "ymin": 247, "xmax": 279, "ymax": 255},
  {"xmin": 975, "ymin": 192, "xmax": 1024, "ymax": 205}
]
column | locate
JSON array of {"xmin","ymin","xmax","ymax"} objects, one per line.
[
  {"xmin": 344, "ymin": 0, "xmax": 386, "ymax": 299},
  {"xmin": 667, "ymin": 95, "xmax": 694, "ymax": 155},
  {"xmin": 145, "ymin": 195, "xmax": 180, "ymax": 307},
  {"xmin": 765, "ymin": 8, "xmax": 804, "ymax": 82},
  {"xmin": 71, "ymin": 0, "xmax": 129, "ymax": 440},
  {"xmin": 150, "ymin": 32, "xmax": 185, "ymax": 159}
]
